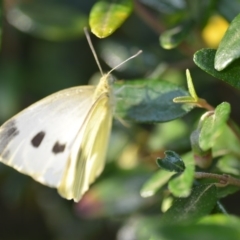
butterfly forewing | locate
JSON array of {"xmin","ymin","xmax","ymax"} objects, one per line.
[
  {"xmin": 0, "ymin": 86, "xmax": 96, "ymax": 187},
  {"xmin": 58, "ymin": 92, "xmax": 113, "ymax": 202}
]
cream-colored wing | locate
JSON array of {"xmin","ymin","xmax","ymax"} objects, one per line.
[
  {"xmin": 58, "ymin": 93, "xmax": 113, "ymax": 202},
  {"xmin": 0, "ymin": 86, "xmax": 96, "ymax": 187}
]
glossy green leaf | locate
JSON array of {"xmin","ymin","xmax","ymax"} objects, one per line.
[
  {"xmin": 173, "ymin": 69, "xmax": 199, "ymax": 103},
  {"xmin": 146, "ymin": 223, "xmax": 240, "ymax": 240},
  {"xmin": 190, "ymin": 128, "xmax": 213, "ymax": 169},
  {"xmin": 217, "ymin": 155, "xmax": 240, "ymax": 176},
  {"xmin": 114, "ymin": 79, "xmax": 192, "ymax": 123},
  {"xmin": 168, "ymin": 152, "xmax": 195, "ymax": 197},
  {"xmin": 199, "ymin": 214, "xmax": 240, "ymax": 228},
  {"xmin": 173, "ymin": 69, "xmax": 198, "ymax": 103},
  {"xmin": 215, "ymin": 14, "xmax": 240, "ymax": 71},
  {"xmin": 89, "ymin": 0, "xmax": 133, "ymax": 38},
  {"xmin": 213, "ymin": 124, "xmax": 240, "ymax": 156},
  {"xmin": 217, "ymin": 184, "xmax": 240, "ymax": 199},
  {"xmin": 194, "ymin": 48, "xmax": 240, "ymax": 89},
  {"xmin": 199, "ymin": 102, "xmax": 231, "ymax": 151},
  {"xmin": 156, "ymin": 151, "xmax": 185, "ymax": 172},
  {"xmin": 135, "ymin": 214, "xmax": 240, "ymax": 240},
  {"xmin": 7, "ymin": 2, "xmax": 87, "ymax": 41},
  {"xmin": 140, "ymin": 170, "xmax": 175, "ymax": 197},
  {"xmin": 161, "ymin": 184, "xmax": 217, "ymax": 224},
  {"xmin": 186, "ymin": 69, "xmax": 198, "ymax": 99},
  {"xmin": 173, "ymin": 96, "xmax": 196, "ymax": 103},
  {"xmin": 160, "ymin": 20, "xmax": 194, "ymax": 49}
]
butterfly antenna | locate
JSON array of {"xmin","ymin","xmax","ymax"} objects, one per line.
[
  {"xmin": 108, "ymin": 50, "xmax": 142, "ymax": 75},
  {"xmin": 84, "ymin": 27, "xmax": 104, "ymax": 76}
]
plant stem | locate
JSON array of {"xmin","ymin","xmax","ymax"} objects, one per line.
[
  {"xmin": 134, "ymin": 0, "xmax": 165, "ymax": 33},
  {"xmin": 195, "ymin": 172, "xmax": 240, "ymax": 188},
  {"xmin": 197, "ymin": 98, "xmax": 214, "ymax": 111}
]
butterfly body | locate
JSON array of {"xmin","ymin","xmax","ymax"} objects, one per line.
[{"xmin": 0, "ymin": 74, "xmax": 114, "ymax": 202}]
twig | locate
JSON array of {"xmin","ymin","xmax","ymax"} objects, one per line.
[
  {"xmin": 195, "ymin": 172, "xmax": 240, "ymax": 188},
  {"xmin": 134, "ymin": 0, "xmax": 165, "ymax": 34},
  {"xmin": 197, "ymin": 98, "xmax": 215, "ymax": 111}
]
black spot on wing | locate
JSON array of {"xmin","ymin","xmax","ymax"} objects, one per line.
[
  {"xmin": 31, "ymin": 131, "xmax": 45, "ymax": 147},
  {"xmin": 0, "ymin": 120, "xmax": 19, "ymax": 153},
  {"xmin": 52, "ymin": 141, "xmax": 66, "ymax": 154}
]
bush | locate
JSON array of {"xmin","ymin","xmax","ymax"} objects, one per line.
[{"xmin": 1, "ymin": 1, "xmax": 240, "ymax": 239}]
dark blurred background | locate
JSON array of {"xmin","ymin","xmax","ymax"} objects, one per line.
[{"xmin": 1, "ymin": 0, "xmax": 240, "ymax": 239}]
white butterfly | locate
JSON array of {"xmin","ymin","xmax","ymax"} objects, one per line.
[{"xmin": 0, "ymin": 30, "xmax": 142, "ymax": 202}]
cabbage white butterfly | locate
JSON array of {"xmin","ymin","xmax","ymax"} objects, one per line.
[{"xmin": 0, "ymin": 29, "xmax": 141, "ymax": 202}]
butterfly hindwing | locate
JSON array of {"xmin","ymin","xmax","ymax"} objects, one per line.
[
  {"xmin": 0, "ymin": 86, "xmax": 96, "ymax": 187},
  {"xmin": 58, "ymin": 93, "xmax": 113, "ymax": 201}
]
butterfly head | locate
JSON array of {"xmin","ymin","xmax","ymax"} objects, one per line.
[
  {"xmin": 93, "ymin": 73, "xmax": 114, "ymax": 102},
  {"xmin": 105, "ymin": 73, "xmax": 116, "ymax": 85}
]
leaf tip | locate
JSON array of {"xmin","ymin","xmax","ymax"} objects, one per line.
[
  {"xmin": 140, "ymin": 190, "xmax": 154, "ymax": 198},
  {"xmin": 214, "ymin": 55, "xmax": 233, "ymax": 71}
]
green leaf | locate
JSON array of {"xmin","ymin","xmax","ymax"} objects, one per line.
[
  {"xmin": 89, "ymin": 0, "xmax": 133, "ymax": 38},
  {"xmin": 186, "ymin": 69, "xmax": 198, "ymax": 100},
  {"xmin": 199, "ymin": 102, "xmax": 231, "ymax": 151},
  {"xmin": 140, "ymin": 170, "xmax": 175, "ymax": 197},
  {"xmin": 114, "ymin": 79, "xmax": 192, "ymax": 123},
  {"xmin": 173, "ymin": 69, "xmax": 199, "ymax": 104},
  {"xmin": 161, "ymin": 184, "xmax": 218, "ymax": 224},
  {"xmin": 153, "ymin": 223, "xmax": 240, "ymax": 240},
  {"xmin": 160, "ymin": 20, "xmax": 194, "ymax": 49},
  {"xmin": 173, "ymin": 96, "xmax": 196, "ymax": 103},
  {"xmin": 217, "ymin": 184, "xmax": 240, "ymax": 199},
  {"xmin": 7, "ymin": 2, "xmax": 87, "ymax": 41},
  {"xmin": 190, "ymin": 128, "xmax": 213, "ymax": 169},
  {"xmin": 168, "ymin": 152, "xmax": 195, "ymax": 197},
  {"xmin": 213, "ymin": 123, "xmax": 240, "ymax": 156},
  {"xmin": 217, "ymin": 155, "xmax": 240, "ymax": 176},
  {"xmin": 194, "ymin": 48, "xmax": 240, "ymax": 89},
  {"xmin": 156, "ymin": 151, "xmax": 185, "ymax": 172},
  {"xmin": 135, "ymin": 214, "xmax": 240, "ymax": 240},
  {"xmin": 215, "ymin": 14, "xmax": 240, "ymax": 71},
  {"xmin": 199, "ymin": 214, "xmax": 240, "ymax": 229}
]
